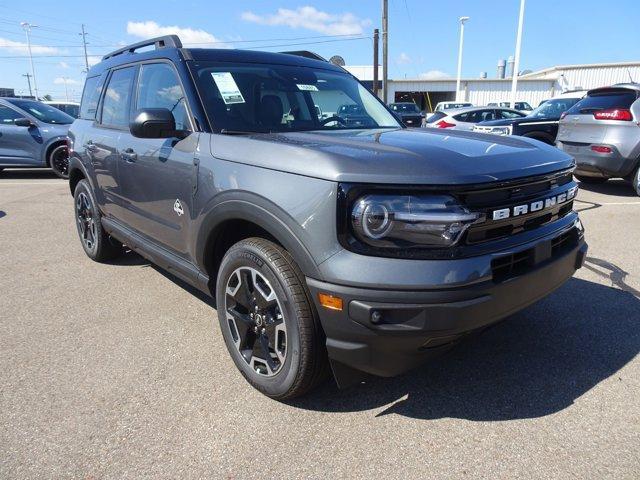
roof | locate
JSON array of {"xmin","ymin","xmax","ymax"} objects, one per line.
[
  {"xmin": 521, "ymin": 61, "xmax": 640, "ymax": 78},
  {"xmin": 90, "ymin": 35, "xmax": 344, "ymax": 76}
]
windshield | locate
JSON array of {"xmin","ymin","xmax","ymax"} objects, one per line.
[
  {"xmin": 390, "ymin": 103, "xmax": 419, "ymax": 113},
  {"xmin": 526, "ymin": 98, "xmax": 581, "ymax": 119},
  {"xmin": 7, "ymin": 99, "xmax": 74, "ymax": 124},
  {"xmin": 191, "ymin": 62, "xmax": 400, "ymax": 133}
]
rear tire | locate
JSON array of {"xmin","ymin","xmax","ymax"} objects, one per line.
[
  {"xmin": 73, "ymin": 179, "xmax": 122, "ymax": 262},
  {"xmin": 632, "ymin": 167, "xmax": 640, "ymax": 196},
  {"xmin": 574, "ymin": 175, "xmax": 608, "ymax": 184},
  {"xmin": 49, "ymin": 144, "xmax": 69, "ymax": 179},
  {"xmin": 216, "ymin": 237, "xmax": 328, "ymax": 399}
]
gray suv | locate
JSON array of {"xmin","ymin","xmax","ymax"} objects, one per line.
[
  {"xmin": 557, "ymin": 83, "xmax": 640, "ymax": 195},
  {"xmin": 68, "ymin": 36, "xmax": 588, "ymax": 399},
  {"xmin": 0, "ymin": 98, "xmax": 73, "ymax": 178}
]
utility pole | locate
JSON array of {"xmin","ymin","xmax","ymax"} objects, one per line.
[
  {"xmin": 455, "ymin": 16, "xmax": 470, "ymax": 102},
  {"xmin": 510, "ymin": 0, "xmax": 526, "ymax": 108},
  {"xmin": 373, "ymin": 28, "xmax": 379, "ymax": 97},
  {"xmin": 22, "ymin": 73, "xmax": 33, "ymax": 98},
  {"xmin": 61, "ymin": 77, "xmax": 69, "ymax": 101},
  {"xmin": 20, "ymin": 22, "xmax": 39, "ymax": 100},
  {"xmin": 79, "ymin": 24, "xmax": 90, "ymax": 72},
  {"xmin": 381, "ymin": 0, "xmax": 388, "ymax": 104}
]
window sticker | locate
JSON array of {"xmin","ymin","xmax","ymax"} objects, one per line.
[
  {"xmin": 296, "ymin": 84, "xmax": 319, "ymax": 92},
  {"xmin": 211, "ymin": 72, "xmax": 245, "ymax": 104}
]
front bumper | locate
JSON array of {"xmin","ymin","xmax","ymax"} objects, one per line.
[
  {"xmin": 307, "ymin": 223, "xmax": 587, "ymax": 379},
  {"xmin": 557, "ymin": 142, "xmax": 636, "ymax": 178}
]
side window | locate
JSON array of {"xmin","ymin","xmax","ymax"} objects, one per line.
[
  {"xmin": 0, "ymin": 105, "xmax": 21, "ymax": 124},
  {"xmin": 135, "ymin": 63, "xmax": 190, "ymax": 131},
  {"xmin": 79, "ymin": 75, "xmax": 105, "ymax": 120},
  {"xmin": 499, "ymin": 110, "xmax": 523, "ymax": 119},
  {"xmin": 100, "ymin": 66, "xmax": 136, "ymax": 128},
  {"xmin": 453, "ymin": 112, "xmax": 469, "ymax": 122}
]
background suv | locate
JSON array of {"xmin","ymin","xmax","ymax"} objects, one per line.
[
  {"xmin": 0, "ymin": 98, "xmax": 72, "ymax": 178},
  {"xmin": 69, "ymin": 35, "xmax": 586, "ymax": 399},
  {"xmin": 557, "ymin": 83, "xmax": 640, "ymax": 195},
  {"xmin": 388, "ymin": 102, "xmax": 424, "ymax": 126}
]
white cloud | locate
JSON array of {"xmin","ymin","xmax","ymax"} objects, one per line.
[
  {"xmin": 241, "ymin": 6, "xmax": 371, "ymax": 35},
  {"xmin": 126, "ymin": 20, "xmax": 228, "ymax": 46},
  {"xmin": 419, "ymin": 70, "xmax": 450, "ymax": 80},
  {"xmin": 58, "ymin": 61, "xmax": 69, "ymax": 69},
  {"xmin": 88, "ymin": 56, "xmax": 102, "ymax": 67},
  {"xmin": 396, "ymin": 52, "xmax": 411, "ymax": 65},
  {"xmin": 0, "ymin": 37, "xmax": 59, "ymax": 55},
  {"xmin": 54, "ymin": 77, "xmax": 82, "ymax": 86}
]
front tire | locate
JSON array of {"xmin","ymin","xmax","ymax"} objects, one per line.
[
  {"xmin": 632, "ymin": 167, "xmax": 640, "ymax": 196},
  {"xmin": 574, "ymin": 175, "xmax": 608, "ymax": 184},
  {"xmin": 73, "ymin": 179, "xmax": 122, "ymax": 262},
  {"xmin": 216, "ymin": 238, "xmax": 328, "ymax": 399},
  {"xmin": 49, "ymin": 144, "xmax": 69, "ymax": 179}
]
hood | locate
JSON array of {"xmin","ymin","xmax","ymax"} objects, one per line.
[
  {"xmin": 36, "ymin": 122, "xmax": 71, "ymax": 137},
  {"xmin": 209, "ymin": 128, "xmax": 574, "ymax": 185}
]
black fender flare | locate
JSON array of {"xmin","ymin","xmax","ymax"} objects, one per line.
[
  {"xmin": 68, "ymin": 155, "xmax": 94, "ymax": 195},
  {"xmin": 195, "ymin": 193, "xmax": 323, "ymax": 280}
]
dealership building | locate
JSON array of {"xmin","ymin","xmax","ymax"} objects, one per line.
[{"xmin": 346, "ymin": 61, "xmax": 640, "ymax": 111}]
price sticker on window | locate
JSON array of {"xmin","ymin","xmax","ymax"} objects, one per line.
[{"xmin": 211, "ymin": 72, "xmax": 245, "ymax": 104}]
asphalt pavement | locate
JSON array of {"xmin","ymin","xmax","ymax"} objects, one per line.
[{"xmin": 1, "ymin": 169, "xmax": 638, "ymax": 479}]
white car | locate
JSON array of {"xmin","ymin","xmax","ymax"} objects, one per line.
[
  {"xmin": 433, "ymin": 101, "xmax": 473, "ymax": 112},
  {"xmin": 425, "ymin": 106, "xmax": 526, "ymax": 130},
  {"xmin": 487, "ymin": 101, "xmax": 533, "ymax": 112}
]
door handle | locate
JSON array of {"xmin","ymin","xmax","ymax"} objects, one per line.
[
  {"xmin": 83, "ymin": 141, "xmax": 97, "ymax": 152},
  {"xmin": 121, "ymin": 148, "xmax": 137, "ymax": 163}
]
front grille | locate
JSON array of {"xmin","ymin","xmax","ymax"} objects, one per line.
[
  {"xmin": 491, "ymin": 227, "xmax": 579, "ymax": 283},
  {"xmin": 461, "ymin": 170, "xmax": 575, "ymax": 245}
]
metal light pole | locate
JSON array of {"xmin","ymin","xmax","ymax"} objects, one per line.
[
  {"xmin": 382, "ymin": 0, "xmax": 388, "ymax": 104},
  {"xmin": 62, "ymin": 77, "xmax": 69, "ymax": 101},
  {"xmin": 22, "ymin": 73, "xmax": 33, "ymax": 97},
  {"xmin": 20, "ymin": 22, "xmax": 39, "ymax": 100},
  {"xmin": 455, "ymin": 16, "xmax": 469, "ymax": 102},
  {"xmin": 510, "ymin": 0, "xmax": 526, "ymax": 109},
  {"xmin": 79, "ymin": 24, "xmax": 90, "ymax": 72}
]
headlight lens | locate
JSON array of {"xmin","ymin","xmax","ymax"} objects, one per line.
[{"xmin": 351, "ymin": 194, "xmax": 481, "ymax": 248}]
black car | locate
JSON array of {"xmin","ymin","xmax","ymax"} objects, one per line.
[
  {"xmin": 473, "ymin": 96, "xmax": 584, "ymax": 144},
  {"xmin": 388, "ymin": 102, "xmax": 424, "ymax": 127}
]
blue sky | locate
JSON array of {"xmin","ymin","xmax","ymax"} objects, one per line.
[{"xmin": 0, "ymin": 0, "xmax": 638, "ymax": 101}]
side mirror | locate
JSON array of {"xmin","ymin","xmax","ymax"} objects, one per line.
[
  {"xmin": 14, "ymin": 118, "xmax": 33, "ymax": 127},
  {"xmin": 130, "ymin": 108, "xmax": 185, "ymax": 139}
]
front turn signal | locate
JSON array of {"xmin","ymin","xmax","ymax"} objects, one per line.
[{"xmin": 318, "ymin": 293, "xmax": 343, "ymax": 311}]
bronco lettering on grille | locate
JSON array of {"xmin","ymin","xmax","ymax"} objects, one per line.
[{"xmin": 491, "ymin": 186, "xmax": 577, "ymax": 221}]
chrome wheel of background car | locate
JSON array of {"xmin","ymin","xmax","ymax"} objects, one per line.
[
  {"xmin": 76, "ymin": 192, "xmax": 97, "ymax": 251},
  {"xmin": 225, "ymin": 266, "xmax": 287, "ymax": 377},
  {"xmin": 49, "ymin": 145, "xmax": 69, "ymax": 178}
]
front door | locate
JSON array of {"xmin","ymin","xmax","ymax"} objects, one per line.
[
  {"xmin": 116, "ymin": 62, "xmax": 197, "ymax": 259},
  {"xmin": 0, "ymin": 104, "xmax": 39, "ymax": 166}
]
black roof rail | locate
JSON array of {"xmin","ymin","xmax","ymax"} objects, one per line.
[
  {"xmin": 102, "ymin": 35, "xmax": 182, "ymax": 61},
  {"xmin": 279, "ymin": 50, "xmax": 328, "ymax": 62}
]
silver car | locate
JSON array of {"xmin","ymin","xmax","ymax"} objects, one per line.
[
  {"xmin": 0, "ymin": 98, "xmax": 73, "ymax": 178},
  {"xmin": 556, "ymin": 83, "xmax": 640, "ymax": 195},
  {"xmin": 425, "ymin": 106, "xmax": 526, "ymax": 130}
]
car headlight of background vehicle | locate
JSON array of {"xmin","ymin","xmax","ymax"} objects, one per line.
[{"xmin": 350, "ymin": 194, "xmax": 481, "ymax": 249}]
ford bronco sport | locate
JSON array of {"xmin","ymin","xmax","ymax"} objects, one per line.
[{"xmin": 68, "ymin": 36, "xmax": 587, "ymax": 399}]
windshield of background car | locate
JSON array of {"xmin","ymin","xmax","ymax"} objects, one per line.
[
  {"xmin": 6, "ymin": 99, "xmax": 74, "ymax": 124},
  {"xmin": 191, "ymin": 62, "xmax": 400, "ymax": 132},
  {"xmin": 527, "ymin": 98, "xmax": 580, "ymax": 118},
  {"xmin": 391, "ymin": 103, "xmax": 419, "ymax": 113},
  {"xmin": 566, "ymin": 88, "xmax": 638, "ymax": 114}
]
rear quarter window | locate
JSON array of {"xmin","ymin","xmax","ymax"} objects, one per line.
[
  {"xmin": 79, "ymin": 74, "xmax": 105, "ymax": 120},
  {"xmin": 567, "ymin": 88, "xmax": 639, "ymax": 114},
  {"xmin": 426, "ymin": 112, "xmax": 446, "ymax": 123}
]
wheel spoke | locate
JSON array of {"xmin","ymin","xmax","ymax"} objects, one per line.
[
  {"xmin": 227, "ymin": 307, "xmax": 253, "ymax": 326},
  {"xmin": 258, "ymin": 333, "xmax": 278, "ymax": 372}
]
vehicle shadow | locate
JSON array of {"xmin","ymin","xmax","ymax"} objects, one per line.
[
  {"xmin": 577, "ymin": 179, "xmax": 636, "ymax": 197},
  {"xmin": 0, "ymin": 168, "xmax": 58, "ymax": 180},
  {"xmin": 289, "ymin": 276, "xmax": 640, "ymax": 420}
]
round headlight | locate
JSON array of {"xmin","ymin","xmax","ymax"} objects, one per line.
[{"xmin": 362, "ymin": 202, "xmax": 391, "ymax": 239}]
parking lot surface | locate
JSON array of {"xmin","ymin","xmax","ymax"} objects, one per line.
[{"xmin": 1, "ymin": 169, "xmax": 639, "ymax": 479}]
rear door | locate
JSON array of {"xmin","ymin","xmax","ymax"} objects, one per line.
[
  {"xmin": 0, "ymin": 104, "xmax": 39, "ymax": 165},
  {"xmin": 117, "ymin": 61, "xmax": 197, "ymax": 258},
  {"xmin": 558, "ymin": 88, "xmax": 639, "ymax": 145}
]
